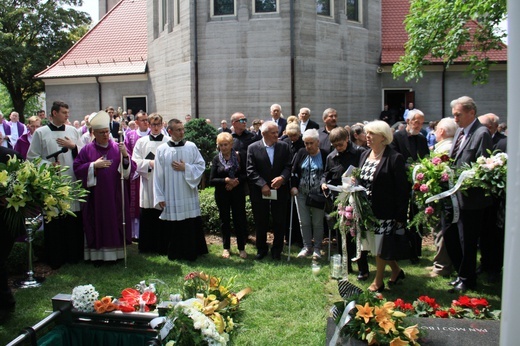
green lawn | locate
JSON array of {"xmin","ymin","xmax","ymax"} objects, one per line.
[{"xmin": 0, "ymin": 242, "xmax": 502, "ymax": 345}]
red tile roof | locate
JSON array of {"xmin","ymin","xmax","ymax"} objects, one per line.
[
  {"xmin": 36, "ymin": 0, "xmax": 147, "ymax": 79},
  {"xmin": 381, "ymin": 0, "xmax": 507, "ymax": 65}
]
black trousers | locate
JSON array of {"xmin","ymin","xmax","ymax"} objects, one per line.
[
  {"xmin": 44, "ymin": 213, "xmax": 84, "ymax": 269},
  {"xmin": 0, "ymin": 228, "xmax": 15, "ymax": 306},
  {"xmin": 214, "ymin": 185, "xmax": 248, "ymax": 251},
  {"xmin": 479, "ymin": 200, "xmax": 505, "ymax": 273},
  {"xmin": 250, "ymin": 189, "xmax": 288, "ymax": 255},
  {"xmin": 138, "ymin": 208, "xmax": 166, "ymax": 255},
  {"xmin": 444, "ymin": 209, "xmax": 485, "ymax": 284}
]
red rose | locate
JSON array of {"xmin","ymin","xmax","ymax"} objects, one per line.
[
  {"xmin": 413, "ymin": 183, "xmax": 421, "ymax": 191},
  {"xmin": 435, "ymin": 310, "xmax": 449, "ymax": 318},
  {"xmin": 440, "ymin": 154, "xmax": 450, "ymax": 162}
]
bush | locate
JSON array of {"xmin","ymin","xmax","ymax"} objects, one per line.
[
  {"xmin": 184, "ymin": 118, "xmax": 218, "ymax": 173},
  {"xmin": 199, "ymin": 187, "xmax": 255, "ymax": 235}
]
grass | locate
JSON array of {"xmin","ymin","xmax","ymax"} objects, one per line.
[{"xmin": 1, "ymin": 241, "xmax": 502, "ymax": 345}]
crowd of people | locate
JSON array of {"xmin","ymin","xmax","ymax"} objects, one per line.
[{"xmin": 0, "ymin": 96, "xmax": 508, "ymax": 319}]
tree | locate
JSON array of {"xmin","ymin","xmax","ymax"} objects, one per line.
[
  {"xmin": 392, "ymin": 0, "xmax": 507, "ymax": 85},
  {"xmin": 0, "ymin": 0, "xmax": 91, "ymax": 122}
]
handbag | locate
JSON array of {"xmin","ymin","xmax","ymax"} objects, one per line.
[
  {"xmin": 305, "ymin": 192, "xmax": 327, "ymax": 209},
  {"xmin": 379, "ymin": 224, "xmax": 412, "ymax": 261}
]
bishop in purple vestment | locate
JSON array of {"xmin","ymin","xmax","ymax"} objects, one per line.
[{"xmin": 73, "ymin": 111, "xmax": 136, "ymax": 262}]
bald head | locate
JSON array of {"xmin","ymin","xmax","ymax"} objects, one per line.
[{"xmin": 478, "ymin": 113, "xmax": 499, "ymax": 135}]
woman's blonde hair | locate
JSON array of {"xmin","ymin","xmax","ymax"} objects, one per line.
[{"xmin": 364, "ymin": 120, "xmax": 393, "ymax": 146}]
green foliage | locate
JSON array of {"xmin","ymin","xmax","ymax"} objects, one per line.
[
  {"xmin": 392, "ymin": 0, "xmax": 507, "ymax": 85},
  {"xmin": 0, "ymin": 244, "xmax": 503, "ymax": 345},
  {"xmin": 0, "ymin": 0, "xmax": 91, "ymax": 116},
  {"xmin": 199, "ymin": 187, "xmax": 255, "ymax": 235},
  {"xmin": 183, "ymin": 118, "xmax": 218, "ymax": 173}
]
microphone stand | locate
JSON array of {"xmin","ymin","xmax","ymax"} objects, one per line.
[{"xmin": 119, "ymin": 131, "xmax": 128, "ymax": 268}]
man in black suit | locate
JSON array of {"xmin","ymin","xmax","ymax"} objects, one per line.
[
  {"xmin": 269, "ymin": 104, "xmax": 287, "ymax": 138},
  {"xmin": 0, "ymin": 146, "xmax": 22, "ymax": 321},
  {"xmin": 446, "ymin": 96, "xmax": 493, "ymax": 292},
  {"xmin": 479, "ymin": 113, "xmax": 506, "ymax": 146},
  {"xmin": 318, "ymin": 108, "xmax": 338, "ymax": 155},
  {"xmin": 390, "ymin": 109, "xmax": 429, "ymax": 263},
  {"xmin": 298, "ymin": 107, "xmax": 320, "ymax": 134},
  {"xmin": 477, "ymin": 113, "xmax": 506, "ymax": 282},
  {"xmin": 106, "ymin": 106, "xmax": 121, "ymax": 141},
  {"xmin": 390, "ymin": 109, "xmax": 429, "ymax": 165},
  {"xmin": 247, "ymin": 121, "xmax": 292, "ymax": 260}
]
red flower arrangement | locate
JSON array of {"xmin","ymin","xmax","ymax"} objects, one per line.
[
  {"xmin": 117, "ymin": 288, "xmax": 157, "ymax": 312},
  {"xmin": 393, "ymin": 295, "xmax": 498, "ymax": 320}
]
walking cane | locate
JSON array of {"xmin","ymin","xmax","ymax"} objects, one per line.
[
  {"xmin": 119, "ymin": 131, "xmax": 128, "ymax": 268},
  {"xmin": 287, "ymin": 195, "xmax": 294, "ymax": 262}
]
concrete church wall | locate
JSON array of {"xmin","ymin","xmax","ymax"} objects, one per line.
[
  {"xmin": 147, "ymin": 0, "xmax": 383, "ymax": 126},
  {"xmin": 44, "ymin": 80, "xmax": 148, "ymax": 121}
]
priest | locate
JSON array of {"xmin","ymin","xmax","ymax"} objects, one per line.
[
  {"xmin": 132, "ymin": 113, "xmax": 169, "ymax": 254},
  {"xmin": 153, "ymin": 118, "xmax": 208, "ymax": 261},
  {"xmin": 73, "ymin": 111, "xmax": 136, "ymax": 263}
]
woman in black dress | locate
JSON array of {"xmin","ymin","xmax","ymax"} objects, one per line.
[{"xmin": 357, "ymin": 121, "xmax": 409, "ymax": 292}]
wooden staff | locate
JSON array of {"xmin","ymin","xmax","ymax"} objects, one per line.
[{"xmin": 119, "ymin": 131, "xmax": 127, "ymax": 268}]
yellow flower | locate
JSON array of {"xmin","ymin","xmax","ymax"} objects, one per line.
[
  {"xmin": 199, "ymin": 272, "xmax": 208, "ymax": 281},
  {"xmin": 165, "ymin": 341, "xmax": 175, "ymax": 346},
  {"xmin": 209, "ymin": 276, "xmax": 220, "ymax": 289},
  {"xmin": 366, "ymin": 331, "xmax": 377, "ymax": 345},
  {"xmin": 355, "ymin": 303, "xmax": 374, "ymax": 323},
  {"xmin": 404, "ymin": 324, "xmax": 420, "ymax": 341},
  {"xmin": 44, "ymin": 195, "xmax": 57, "ymax": 207},
  {"xmin": 59, "ymin": 201, "xmax": 70, "ymax": 211},
  {"xmin": 219, "ymin": 285, "xmax": 229, "ymax": 296},
  {"xmin": 5, "ymin": 196, "xmax": 26, "ymax": 211},
  {"xmin": 211, "ymin": 312, "xmax": 225, "ymax": 334},
  {"xmin": 378, "ymin": 318, "xmax": 396, "ymax": 334},
  {"xmin": 225, "ymin": 316, "xmax": 235, "ymax": 333},
  {"xmin": 0, "ymin": 170, "xmax": 8, "ymax": 186},
  {"xmin": 390, "ymin": 336, "xmax": 409, "ymax": 346},
  {"xmin": 57, "ymin": 186, "xmax": 71, "ymax": 197},
  {"xmin": 12, "ymin": 183, "xmax": 26, "ymax": 196},
  {"xmin": 392, "ymin": 311, "xmax": 407, "ymax": 318}
]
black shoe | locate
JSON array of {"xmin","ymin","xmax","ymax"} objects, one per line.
[
  {"xmin": 357, "ymin": 272, "xmax": 369, "ymax": 281},
  {"xmin": 449, "ymin": 280, "xmax": 476, "ymax": 293},
  {"xmin": 448, "ymin": 277, "xmax": 461, "ymax": 286},
  {"xmin": 410, "ymin": 257, "xmax": 420, "ymax": 265},
  {"xmin": 255, "ymin": 251, "xmax": 268, "ymax": 260},
  {"xmin": 388, "ymin": 269, "xmax": 406, "ymax": 286},
  {"xmin": 271, "ymin": 250, "xmax": 281, "ymax": 260}
]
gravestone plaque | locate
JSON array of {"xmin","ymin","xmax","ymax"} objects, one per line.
[{"xmin": 326, "ymin": 317, "xmax": 500, "ymax": 346}]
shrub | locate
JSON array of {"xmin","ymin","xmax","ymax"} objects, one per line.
[{"xmin": 199, "ymin": 187, "xmax": 255, "ymax": 235}]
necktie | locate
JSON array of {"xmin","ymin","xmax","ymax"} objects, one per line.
[{"xmin": 451, "ymin": 129, "xmax": 464, "ymax": 158}]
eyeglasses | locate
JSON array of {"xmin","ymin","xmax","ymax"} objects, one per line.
[
  {"xmin": 139, "ymin": 118, "xmax": 149, "ymax": 122},
  {"xmin": 235, "ymin": 118, "xmax": 247, "ymax": 123},
  {"xmin": 150, "ymin": 123, "xmax": 162, "ymax": 127}
]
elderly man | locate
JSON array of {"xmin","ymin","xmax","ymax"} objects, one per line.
[
  {"xmin": 318, "ymin": 108, "xmax": 339, "ymax": 155},
  {"xmin": 479, "ymin": 113, "xmax": 506, "ymax": 146},
  {"xmin": 298, "ymin": 107, "xmax": 319, "ymax": 134},
  {"xmin": 27, "ymin": 101, "xmax": 83, "ymax": 268},
  {"xmin": 390, "ymin": 109, "xmax": 429, "ymax": 263},
  {"xmin": 433, "ymin": 118, "xmax": 457, "ymax": 154},
  {"xmin": 477, "ymin": 113, "xmax": 506, "ymax": 283},
  {"xmin": 218, "ymin": 120, "xmax": 231, "ymax": 133},
  {"xmin": 247, "ymin": 121, "xmax": 292, "ymax": 260},
  {"xmin": 269, "ymin": 104, "xmax": 287, "ymax": 138},
  {"xmin": 14, "ymin": 116, "xmax": 41, "ymax": 159},
  {"xmin": 154, "ymin": 119, "xmax": 208, "ymax": 261},
  {"xmin": 445, "ymin": 96, "xmax": 493, "ymax": 291},
  {"xmin": 6, "ymin": 112, "xmax": 27, "ymax": 148},
  {"xmin": 426, "ymin": 117, "xmax": 458, "ymax": 278},
  {"xmin": 73, "ymin": 110, "xmax": 136, "ymax": 263}
]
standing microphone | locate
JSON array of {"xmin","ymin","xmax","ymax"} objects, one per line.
[{"xmin": 46, "ymin": 147, "xmax": 69, "ymax": 160}]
